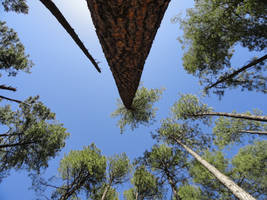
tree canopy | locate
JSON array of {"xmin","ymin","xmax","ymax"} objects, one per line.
[
  {"xmin": 177, "ymin": 0, "xmax": 267, "ymax": 96},
  {"xmin": 1, "ymin": 0, "xmax": 267, "ymax": 199},
  {"xmin": 1, "ymin": 0, "xmax": 28, "ymax": 13},
  {"xmin": 111, "ymin": 87, "xmax": 164, "ymax": 133},
  {"xmin": 0, "ymin": 96, "xmax": 69, "ymax": 182}
]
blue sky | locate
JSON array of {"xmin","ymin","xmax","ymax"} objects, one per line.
[{"xmin": 0, "ymin": 0, "xmax": 266, "ymax": 199}]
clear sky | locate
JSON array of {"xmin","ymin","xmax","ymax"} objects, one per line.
[{"xmin": 0, "ymin": 0, "xmax": 266, "ymax": 199}]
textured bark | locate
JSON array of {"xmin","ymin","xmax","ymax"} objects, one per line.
[
  {"xmin": 193, "ymin": 112, "xmax": 267, "ymax": 122},
  {"xmin": 173, "ymin": 137, "xmax": 256, "ymax": 200},
  {"xmin": 86, "ymin": 0, "xmax": 171, "ymax": 108},
  {"xmin": 205, "ymin": 54, "xmax": 267, "ymax": 91},
  {"xmin": 39, "ymin": 0, "xmax": 101, "ymax": 73}
]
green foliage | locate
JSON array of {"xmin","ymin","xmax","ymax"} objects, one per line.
[
  {"xmin": 213, "ymin": 111, "xmax": 267, "ymax": 148},
  {"xmin": 143, "ymin": 144, "xmax": 187, "ymax": 172},
  {"xmin": 138, "ymin": 144, "xmax": 188, "ymax": 199},
  {"xmin": 231, "ymin": 140, "xmax": 267, "ymax": 199},
  {"xmin": 123, "ymin": 188, "xmax": 136, "ymax": 200},
  {"xmin": 124, "ymin": 165, "xmax": 163, "ymax": 200},
  {"xmin": 171, "ymin": 94, "xmax": 212, "ymax": 124},
  {"xmin": 156, "ymin": 119, "xmax": 209, "ymax": 149},
  {"xmin": 1, "ymin": 0, "xmax": 28, "ymax": 13},
  {"xmin": 31, "ymin": 150, "xmax": 131, "ymax": 199},
  {"xmin": 0, "ymin": 21, "xmax": 33, "ymax": 77},
  {"xmin": 112, "ymin": 87, "xmax": 164, "ymax": 133},
  {"xmin": 107, "ymin": 153, "xmax": 131, "ymax": 185},
  {"xmin": 54, "ymin": 143, "xmax": 107, "ymax": 199},
  {"xmin": 140, "ymin": 144, "xmax": 188, "ymax": 187},
  {"xmin": 178, "ymin": 185, "xmax": 202, "ymax": 200},
  {"xmin": 90, "ymin": 185, "xmax": 119, "ymax": 200},
  {"xmin": 178, "ymin": 0, "xmax": 267, "ymax": 95},
  {"xmin": 0, "ymin": 96, "xmax": 69, "ymax": 181}
]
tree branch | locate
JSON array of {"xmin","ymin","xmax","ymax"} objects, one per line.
[
  {"xmin": 0, "ymin": 141, "xmax": 36, "ymax": 148},
  {"xmin": 239, "ymin": 130, "xmax": 267, "ymax": 135},
  {"xmin": 0, "ymin": 85, "xmax": 16, "ymax": 92},
  {"xmin": 0, "ymin": 95, "xmax": 22, "ymax": 103},
  {"xmin": 205, "ymin": 54, "xmax": 267, "ymax": 91},
  {"xmin": 191, "ymin": 111, "xmax": 267, "ymax": 122},
  {"xmin": 0, "ymin": 132, "xmax": 23, "ymax": 137},
  {"xmin": 39, "ymin": 0, "xmax": 101, "ymax": 73}
]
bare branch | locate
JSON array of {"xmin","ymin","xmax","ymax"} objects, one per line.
[
  {"xmin": 39, "ymin": 0, "xmax": 101, "ymax": 73},
  {"xmin": 205, "ymin": 54, "xmax": 267, "ymax": 91},
  {"xmin": 0, "ymin": 95, "xmax": 22, "ymax": 103},
  {"xmin": 239, "ymin": 130, "xmax": 267, "ymax": 135},
  {"xmin": 0, "ymin": 85, "xmax": 17, "ymax": 92}
]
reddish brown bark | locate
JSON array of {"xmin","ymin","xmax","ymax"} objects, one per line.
[{"xmin": 86, "ymin": 0, "xmax": 171, "ymax": 108}]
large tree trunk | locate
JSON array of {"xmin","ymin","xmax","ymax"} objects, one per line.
[
  {"xmin": 205, "ymin": 54, "xmax": 267, "ymax": 91},
  {"xmin": 173, "ymin": 137, "xmax": 256, "ymax": 200},
  {"xmin": 39, "ymin": 0, "xmax": 100, "ymax": 73},
  {"xmin": 193, "ymin": 111, "xmax": 267, "ymax": 122},
  {"xmin": 86, "ymin": 0, "xmax": 171, "ymax": 109}
]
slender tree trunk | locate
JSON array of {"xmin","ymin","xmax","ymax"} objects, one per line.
[
  {"xmin": 59, "ymin": 173, "xmax": 86, "ymax": 200},
  {"xmin": 172, "ymin": 137, "xmax": 256, "ymax": 200},
  {"xmin": 135, "ymin": 191, "xmax": 138, "ymax": 200},
  {"xmin": 166, "ymin": 174, "xmax": 179, "ymax": 199},
  {"xmin": 205, "ymin": 54, "xmax": 267, "ymax": 91},
  {"xmin": 101, "ymin": 185, "xmax": 110, "ymax": 200},
  {"xmin": 39, "ymin": 0, "xmax": 101, "ymax": 73},
  {"xmin": 192, "ymin": 112, "xmax": 267, "ymax": 122},
  {"xmin": 240, "ymin": 130, "xmax": 267, "ymax": 135}
]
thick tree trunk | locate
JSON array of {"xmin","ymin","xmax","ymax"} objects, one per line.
[
  {"xmin": 205, "ymin": 54, "xmax": 267, "ymax": 91},
  {"xmin": 86, "ymin": 0, "xmax": 171, "ymax": 109},
  {"xmin": 39, "ymin": 0, "xmax": 101, "ymax": 73},
  {"xmin": 193, "ymin": 112, "xmax": 267, "ymax": 122},
  {"xmin": 240, "ymin": 130, "xmax": 267, "ymax": 135},
  {"xmin": 173, "ymin": 137, "xmax": 256, "ymax": 200}
]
